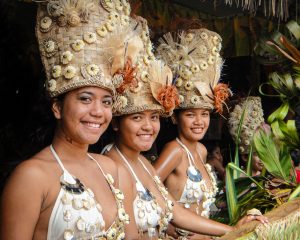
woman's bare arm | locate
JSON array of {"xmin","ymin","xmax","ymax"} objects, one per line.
[
  {"xmin": 172, "ymin": 200, "xmax": 233, "ymax": 236},
  {"xmin": 0, "ymin": 160, "xmax": 46, "ymax": 240},
  {"xmin": 153, "ymin": 157, "xmax": 267, "ymax": 236},
  {"xmin": 153, "ymin": 141, "xmax": 182, "ymax": 181}
]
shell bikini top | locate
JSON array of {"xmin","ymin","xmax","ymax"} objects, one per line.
[
  {"xmin": 115, "ymin": 146, "xmax": 174, "ymax": 239},
  {"xmin": 48, "ymin": 145, "xmax": 129, "ymax": 240},
  {"xmin": 176, "ymin": 138, "xmax": 218, "ymax": 218}
]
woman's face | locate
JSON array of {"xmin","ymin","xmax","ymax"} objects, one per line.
[
  {"xmin": 116, "ymin": 110, "xmax": 160, "ymax": 152},
  {"xmin": 176, "ymin": 108, "xmax": 210, "ymax": 142},
  {"xmin": 252, "ymin": 153, "xmax": 264, "ymax": 172},
  {"xmin": 212, "ymin": 146, "xmax": 223, "ymax": 163},
  {"xmin": 53, "ymin": 86, "xmax": 113, "ymax": 145}
]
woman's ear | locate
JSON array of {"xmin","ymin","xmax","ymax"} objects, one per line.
[
  {"xmin": 111, "ymin": 118, "xmax": 119, "ymax": 131},
  {"xmin": 52, "ymin": 99, "xmax": 62, "ymax": 120}
]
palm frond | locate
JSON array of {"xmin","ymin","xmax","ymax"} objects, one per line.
[
  {"xmin": 225, "ymin": 165, "xmax": 238, "ymax": 223},
  {"xmin": 253, "ymin": 126, "xmax": 289, "ymax": 181}
]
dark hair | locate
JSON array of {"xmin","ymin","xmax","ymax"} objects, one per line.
[
  {"xmin": 291, "ymin": 149, "xmax": 300, "ymax": 166},
  {"xmin": 206, "ymin": 141, "xmax": 220, "ymax": 154}
]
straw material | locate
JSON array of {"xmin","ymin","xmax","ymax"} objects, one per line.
[
  {"xmin": 35, "ymin": 0, "xmax": 133, "ymax": 97},
  {"xmin": 101, "ymin": 15, "xmax": 179, "ymax": 116},
  {"xmin": 228, "ymin": 97, "xmax": 264, "ymax": 154},
  {"xmin": 156, "ymin": 29, "xmax": 231, "ymax": 114},
  {"xmin": 219, "ymin": 197, "xmax": 300, "ymax": 240}
]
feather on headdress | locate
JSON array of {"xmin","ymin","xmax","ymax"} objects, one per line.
[
  {"xmin": 157, "ymin": 28, "xmax": 231, "ymax": 113},
  {"xmin": 108, "ymin": 16, "xmax": 179, "ymax": 116}
]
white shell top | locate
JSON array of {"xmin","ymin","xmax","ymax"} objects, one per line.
[
  {"xmin": 176, "ymin": 138, "xmax": 216, "ymax": 218},
  {"xmin": 47, "ymin": 145, "xmax": 127, "ymax": 240},
  {"xmin": 115, "ymin": 147, "xmax": 162, "ymax": 234}
]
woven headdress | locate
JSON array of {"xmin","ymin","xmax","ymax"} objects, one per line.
[
  {"xmin": 102, "ymin": 16, "xmax": 179, "ymax": 116},
  {"xmin": 35, "ymin": 0, "xmax": 133, "ymax": 97},
  {"xmin": 156, "ymin": 29, "xmax": 231, "ymax": 114},
  {"xmin": 228, "ymin": 97, "xmax": 264, "ymax": 154}
]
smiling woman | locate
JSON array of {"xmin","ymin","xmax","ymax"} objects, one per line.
[
  {"xmin": 113, "ymin": 111, "xmax": 161, "ymax": 153},
  {"xmin": 153, "ymin": 28, "xmax": 233, "ymax": 238},
  {"xmin": 0, "ymin": 0, "xmax": 139, "ymax": 239},
  {"xmin": 52, "ymin": 88, "xmax": 113, "ymax": 145}
]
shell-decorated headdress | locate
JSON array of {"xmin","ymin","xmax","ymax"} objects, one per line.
[
  {"xmin": 101, "ymin": 16, "xmax": 179, "ymax": 116},
  {"xmin": 35, "ymin": 0, "xmax": 133, "ymax": 97},
  {"xmin": 156, "ymin": 29, "xmax": 231, "ymax": 114},
  {"xmin": 228, "ymin": 97, "xmax": 264, "ymax": 154}
]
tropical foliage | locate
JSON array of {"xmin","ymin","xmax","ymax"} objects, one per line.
[
  {"xmin": 255, "ymin": 20, "xmax": 300, "ymax": 149},
  {"xmin": 223, "ymin": 20, "xmax": 300, "ymax": 233}
]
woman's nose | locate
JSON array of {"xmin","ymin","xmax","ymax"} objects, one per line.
[
  {"xmin": 90, "ymin": 101, "xmax": 104, "ymax": 117},
  {"xmin": 194, "ymin": 115, "xmax": 204, "ymax": 125},
  {"xmin": 141, "ymin": 117, "xmax": 153, "ymax": 130}
]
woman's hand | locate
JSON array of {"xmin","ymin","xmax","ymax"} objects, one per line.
[{"xmin": 235, "ymin": 208, "xmax": 269, "ymax": 229}]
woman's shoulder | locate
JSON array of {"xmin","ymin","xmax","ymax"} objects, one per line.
[
  {"xmin": 161, "ymin": 139, "xmax": 182, "ymax": 154},
  {"xmin": 197, "ymin": 142, "xmax": 208, "ymax": 161},
  {"xmin": 159, "ymin": 139, "xmax": 184, "ymax": 162},
  {"xmin": 3, "ymin": 147, "xmax": 55, "ymax": 197},
  {"xmin": 89, "ymin": 152, "xmax": 117, "ymax": 168},
  {"xmin": 89, "ymin": 152, "xmax": 133, "ymax": 189},
  {"xmin": 88, "ymin": 153, "xmax": 118, "ymax": 177},
  {"xmin": 13, "ymin": 147, "xmax": 56, "ymax": 178},
  {"xmin": 154, "ymin": 139, "xmax": 183, "ymax": 171},
  {"xmin": 197, "ymin": 142, "xmax": 207, "ymax": 152}
]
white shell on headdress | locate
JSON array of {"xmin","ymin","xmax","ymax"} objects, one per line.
[
  {"xmin": 228, "ymin": 97, "xmax": 264, "ymax": 154},
  {"xmin": 156, "ymin": 29, "xmax": 224, "ymax": 110}
]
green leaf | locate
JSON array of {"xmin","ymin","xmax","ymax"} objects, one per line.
[
  {"xmin": 227, "ymin": 163, "xmax": 263, "ymax": 190},
  {"xmin": 232, "ymin": 99, "xmax": 250, "ymax": 179},
  {"xmin": 267, "ymin": 72, "xmax": 298, "ymax": 99},
  {"xmin": 246, "ymin": 145, "xmax": 253, "ymax": 176},
  {"xmin": 271, "ymin": 31, "xmax": 284, "ymax": 47},
  {"xmin": 270, "ymin": 121, "xmax": 285, "ymax": 140},
  {"xmin": 253, "ymin": 127, "xmax": 288, "ymax": 181},
  {"xmin": 270, "ymin": 119, "xmax": 300, "ymax": 149},
  {"xmin": 288, "ymin": 184, "xmax": 300, "ymax": 201},
  {"xmin": 286, "ymin": 120, "xmax": 300, "ymax": 144},
  {"xmin": 285, "ymin": 20, "xmax": 300, "ymax": 40},
  {"xmin": 283, "ymin": 73, "xmax": 296, "ymax": 93},
  {"xmin": 278, "ymin": 144, "xmax": 295, "ymax": 183},
  {"xmin": 267, "ymin": 102, "xmax": 289, "ymax": 123},
  {"xmin": 225, "ymin": 165, "xmax": 238, "ymax": 223},
  {"xmin": 259, "ymin": 82, "xmax": 281, "ymax": 97}
]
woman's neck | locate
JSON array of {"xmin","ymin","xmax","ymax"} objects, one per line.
[
  {"xmin": 115, "ymin": 141, "xmax": 140, "ymax": 162},
  {"xmin": 51, "ymin": 132, "xmax": 89, "ymax": 161},
  {"xmin": 177, "ymin": 135, "xmax": 198, "ymax": 152}
]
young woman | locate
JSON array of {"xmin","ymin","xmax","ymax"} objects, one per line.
[
  {"xmin": 103, "ymin": 21, "xmax": 268, "ymax": 238},
  {"xmin": 0, "ymin": 1, "xmax": 139, "ymax": 239},
  {"xmin": 153, "ymin": 29, "xmax": 260, "ymax": 239}
]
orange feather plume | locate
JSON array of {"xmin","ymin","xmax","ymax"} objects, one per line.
[
  {"xmin": 156, "ymin": 85, "xmax": 180, "ymax": 113},
  {"xmin": 115, "ymin": 57, "xmax": 137, "ymax": 93},
  {"xmin": 213, "ymin": 83, "xmax": 231, "ymax": 114}
]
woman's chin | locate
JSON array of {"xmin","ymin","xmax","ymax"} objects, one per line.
[
  {"xmin": 85, "ymin": 136, "xmax": 102, "ymax": 145},
  {"xmin": 138, "ymin": 144, "xmax": 153, "ymax": 152}
]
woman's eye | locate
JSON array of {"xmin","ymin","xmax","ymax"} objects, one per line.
[
  {"xmin": 103, "ymin": 99, "xmax": 112, "ymax": 106},
  {"xmin": 152, "ymin": 114, "xmax": 159, "ymax": 120},
  {"xmin": 132, "ymin": 115, "xmax": 142, "ymax": 121},
  {"xmin": 79, "ymin": 96, "xmax": 91, "ymax": 103}
]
